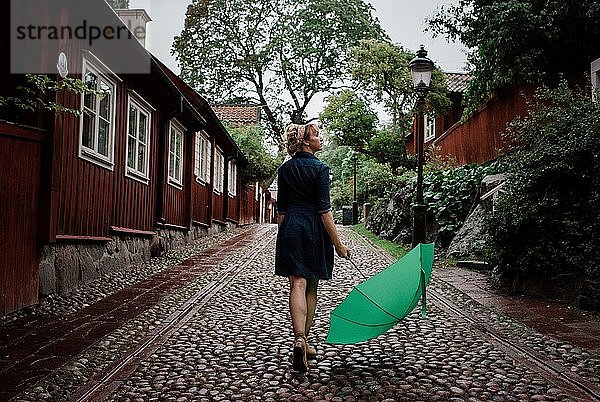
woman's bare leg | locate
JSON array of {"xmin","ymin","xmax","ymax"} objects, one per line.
[
  {"xmin": 304, "ymin": 278, "xmax": 318, "ymax": 336},
  {"xmin": 289, "ymin": 275, "xmax": 308, "ymax": 336}
]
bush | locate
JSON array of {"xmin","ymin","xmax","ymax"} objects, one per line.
[
  {"xmin": 486, "ymin": 82, "xmax": 600, "ymax": 309},
  {"xmin": 423, "ymin": 163, "xmax": 495, "ymax": 246},
  {"xmin": 320, "ymin": 145, "xmax": 414, "ymax": 212}
]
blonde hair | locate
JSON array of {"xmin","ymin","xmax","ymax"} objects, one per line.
[{"xmin": 285, "ymin": 123, "xmax": 319, "ymax": 155}]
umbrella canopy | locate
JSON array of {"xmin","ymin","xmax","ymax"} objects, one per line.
[{"xmin": 326, "ymin": 243, "xmax": 434, "ymax": 344}]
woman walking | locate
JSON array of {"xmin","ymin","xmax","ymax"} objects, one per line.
[{"xmin": 275, "ymin": 123, "xmax": 350, "ymax": 373}]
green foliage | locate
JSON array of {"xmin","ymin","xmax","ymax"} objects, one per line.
[
  {"xmin": 428, "ymin": 0, "xmax": 600, "ymax": 116},
  {"xmin": 319, "ymin": 142, "xmax": 412, "ymax": 212},
  {"xmin": 350, "ymin": 223, "xmax": 409, "ymax": 260},
  {"xmin": 106, "ymin": 0, "xmax": 129, "ymax": 9},
  {"xmin": 0, "ymin": 74, "xmax": 99, "ymax": 116},
  {"xmin": 486, "ymin": 82, "xmax": 600, "ymax": 308},
  {"xmin": 424, "ymin": 163, "xmax": 495, "ymax": 246},
  {"xmin": 318, "ymin": 144, "xmax": 353, "ymax": 185},
  {"xmin": 358, "ymin": 158, "xmax": 413, "ymax": 204},
  {"xmin": 174, "ymin": 0, "xmax": 386, "ymax": 144},
  {"xmin": 369, "ymin": 126, "xmax": 416, "ymax": 172},
  {"xmin": 227, "ymin": 124, "xmax": 281, "ymax": 185},
  {"xmin": 319, "ymin": 90, "xmax": 378, "ymax": 154},
  {"xmin": 350, "ymin": 40, "xmax": 414, "ymax": 133},
  {"xmin": 319, "ymin": 91, "xmax": 418, "ymax": 173},
  {"xmin": 351, "ymin": 40, "xmax": 451, "ymax": 125},
  {"xmin": 320, "ymin": 41, "xmax": 450, "ymax": 170}
]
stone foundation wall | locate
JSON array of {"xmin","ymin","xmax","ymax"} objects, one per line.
[{"xmin": 38, "ymin": 222, "xmax": 234, "ymax": 296}]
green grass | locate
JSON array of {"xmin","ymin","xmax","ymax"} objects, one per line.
[{"xmin": 350, "ymin": 223, "xmax": 409, "ymax": 259}]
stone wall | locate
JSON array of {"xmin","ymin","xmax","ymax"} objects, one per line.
[
  {"xmin": 365, "ymin": 184, "xmax": 438, "ymax": 245},
  {"xmin": 38, "ymin": 222, "xmax": 234, "ymax": 296}
]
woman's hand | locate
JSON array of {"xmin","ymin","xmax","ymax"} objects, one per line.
[{"xmin": 335, "ymin": 243, "xmax": 350, "ymax": 259}]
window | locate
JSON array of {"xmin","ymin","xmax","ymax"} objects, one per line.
[
  {"xmin": 228, "ymin": 160, "xmax": 237, "ymax": 197},
  {"xmin": 591, "ymin": 57, "xmax": 600, "ymax": 101},
  {"xmin": 194, "ymin": 131, "xmax": 212, "ymax": 184},
  {"xmin": 214, "ymin": 147, "xmax": 224, "ymax": 194},
  {"xmin": 424, "ymin": 113, "xmax": 436, "ymax": 143},
  {"xmin": 125, "ymin": 97, "xmax": 152, "ymax": 182},
  {"xmin": 80, "ymin": 58, "xmax": 116, "ymax": 168},
  {"xmin": 168, "ymin": 121, "xmax": 184, "ymax": 188}
]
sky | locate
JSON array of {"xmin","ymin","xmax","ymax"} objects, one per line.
[{"xmin": 128, "ymin": 0, "xmax": 468, "ymax": 119}]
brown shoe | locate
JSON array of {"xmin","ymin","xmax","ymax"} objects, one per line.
[
  {"xmin": 306, "ymin": 342, "xmax": 317, "ymax": 360},
  {"xmin": 292, "ymin": 334, "xmax": 308, "ymax": 372}
]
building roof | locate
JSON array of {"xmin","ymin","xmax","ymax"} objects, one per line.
[
  {"xmin": 444, "ymin": 72, "xmax": 472, "ymax": 93},
  {"xmin": 151, "ymin": 56, "xmax": 248, "ymax": 164},
  {"xmin": 213, "ymin": 105, "xmax": 262, "ymax": 126}
]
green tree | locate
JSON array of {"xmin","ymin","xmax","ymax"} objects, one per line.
[
  {"xmin": 227, "ymin": 124, "xmax": 281, "ymax": 186},
  {"xmin": 428, "ymin": 0, "xmax": 600, "ymax": 116},
  {"xmin": 107, "ymin": 0, "xmax": 129, "ymax": 9},
  {"xmin": 319, "ymin": 89, "xmax": 378, "ymax": 155},
  {"xmin": 368, "ymin": 126, "xmax": 414, "ymax": 172},
  {"xmin": 351, "ymin": 40, "xmax": 412, "ymax": 135},
  {"xmin": 350, "ymin": 40, "xmax": 450, "ymax": 161},
  {"xmin": 173, "ymin": 0, "xmax": 386, "ymax": 145},
  {"xmin": 319, "ymin": 89, "xmax": 419, "ymax": 173}
]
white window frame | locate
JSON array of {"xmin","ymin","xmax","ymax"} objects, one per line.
[
  {"xmin": 591, "ymin": 57, "xmax": 600, "ymax": 101},
  {"xmin": 424, "ymin": 113, "xmax": 436, "ymax": 143},
  {"xmin": 228, "ymin": 159, "xmax": 237, "ymax": 197},
  {"xmin": 214, "ymin": 146, "xmax": 224, "ymax": 194},
  {"xmin": 168, "ymin": 120, "xmax": 185, "ymax": 189},
  {"xmin": 79, "ymin": 56, "xmax": 117, "ymax": 169},
  {"xmin": 125, "ymin": 94, "xmax": 153, "ymax": 184},
  {"xmin": 194, "ymin": 131, "xmax": 212, "ymax": 184}
]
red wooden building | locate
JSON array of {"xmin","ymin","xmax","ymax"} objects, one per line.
[
  {"xmin": 407, "ymin": 71, "xmax": 590, "ymax": 166},
  {"xmin": 0, "ymin": 0, "xmax": 256, "ymax": 315}
]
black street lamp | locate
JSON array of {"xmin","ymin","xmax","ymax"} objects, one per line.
[
  {"xmin": 409, "ymin": 45, "xmax": 434, "ymax": 247},
  {"xmin": 352, "ymin": 152, "xmax": 358, "ymax": 225}
]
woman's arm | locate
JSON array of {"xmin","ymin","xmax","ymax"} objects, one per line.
[{"xmin": 321, "ymin": 211, "xmax": 349, "ymax": 258}]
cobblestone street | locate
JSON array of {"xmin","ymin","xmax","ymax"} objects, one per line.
[{"xmin": 2, "ymin": 224, "xmax": 600, "ymax": 401}]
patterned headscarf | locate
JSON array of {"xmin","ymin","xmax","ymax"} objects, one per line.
[{"xmin": 296, "ymin": 124, "xmax": 306, "ymax": 141}]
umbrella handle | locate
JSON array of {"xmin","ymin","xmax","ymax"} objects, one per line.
[{"xmin": 347, "ymin": 256, "xmax": 368, "ymax": 280}]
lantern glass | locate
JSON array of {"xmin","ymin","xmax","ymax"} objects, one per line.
[
  {"xmin": 411, "ymin": 68, "xmax": 432, "ymax": 89},
  {"xmin": 409, "ymin": 45, "xmax": 434, "ymax": 92}
]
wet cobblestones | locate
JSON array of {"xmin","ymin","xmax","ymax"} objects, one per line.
[
  {"xmin": 430, "ymin": 275, "xmax": 600, "ymax": 386},
  {"xmin": 1, "ymin": 225, "xmax": 255, "ymax": 327},
  {"xmin": 10, "ymin": 225, "xmax": 600, "ymax": 401}
]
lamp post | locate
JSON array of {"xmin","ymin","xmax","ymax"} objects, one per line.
[
  {"xmin": 409, "ymin": 45, "xmax": 434, "ymax": 247},
  {"xmin": 352, "ymin": 152, "xmax": 358, "ymax": 225}
]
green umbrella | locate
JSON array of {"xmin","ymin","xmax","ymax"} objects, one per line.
[{"xmin": 326, "ymin": 243, "xmax": 434, "ymax": 344}]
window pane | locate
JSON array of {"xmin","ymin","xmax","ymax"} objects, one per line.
[
  {"xmin": 139, "ymin": 113, "xmax": 147, "ymax": 144},
  {"xmin": 127, "ymin": 135, "xmax": 136, "ymax": 168},
  {"xmin": 138, "ymin": 144, "xmax": 146, "ymax": 174},
  {"xmin": 175, "ymin": 133, "xmax": 182, "ymax": 155},
  {"xmin": 84, "ymin": 71, "xmax": 97, "ymax": 110},
  {"xmin": 129, "ymin": 106, "xmax": 137, "ymax": 137},
  {"xmin": 169, "ymin": 152, "xmax": 175, "ymax": 178},
  {"xmin": 99, "ymin": 81, "xmax": 111, "ymax": 120},
  {"xmin": 175, "ymin": 155, "xmax": 181, "ymax": 180},
  {"xmin": 82, "ymin": 113, "xmax": 95, "ymax": 148},
  {"xmin": 98, "ymin": 119, "xmax": 109, "ymax": 156}
]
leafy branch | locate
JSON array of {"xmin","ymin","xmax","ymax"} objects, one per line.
[{"xmin": 0, "ymin": 74, "xmax": 101, "ymax": 116}]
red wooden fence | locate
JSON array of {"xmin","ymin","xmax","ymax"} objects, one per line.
[{"xmin": 433, "ymin": 87, "xmax": 534, "ymax": 165}]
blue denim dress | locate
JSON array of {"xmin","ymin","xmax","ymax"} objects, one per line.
[{"xmin": 275, "ymin": 151, "xmax": 334, "ymax": 279}]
